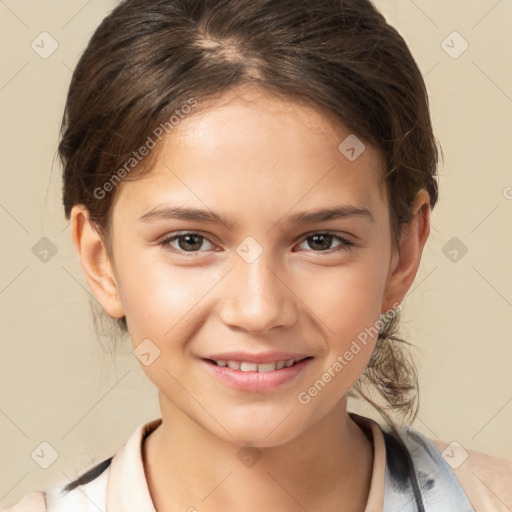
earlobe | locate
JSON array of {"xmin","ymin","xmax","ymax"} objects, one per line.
[
  {"xmin": 70, "ymin": 205, "xmax": 125, "ymax": 318},
  {"xmin": 381, "ymin": 189, "xmax": 431, "ymax": 313}
]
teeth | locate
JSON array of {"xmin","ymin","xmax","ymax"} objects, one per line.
[
  {"xmin": 256, "ymin": 362, "xmax": 278, "ymax": 372},
  {"xmin": 240, "ymin": 362, "xmax": 258, "ymax": 372},
  {"xmin": 214, "ymin": 359, "xmax": 302, "ymax": 372}
]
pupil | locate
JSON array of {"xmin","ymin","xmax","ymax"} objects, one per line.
[
  {"xmin": 180, "ymin": 234, "xmax": 202, "ymax": 251},
  {"xmin": 311, "ymin": 234, "xmax": 332, "ymax": 250}
]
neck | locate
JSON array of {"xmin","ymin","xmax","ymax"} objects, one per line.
[{"xmin": 143, "ymin": 396, "xmax": 373, "ymax": 512}]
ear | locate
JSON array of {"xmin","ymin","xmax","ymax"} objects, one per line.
[
  {"xmin": 381, "ymin": 189, "xmax": 431, "ymax": 313},
  {"xmin": 69, "ymin": 205, "xmax": 125, "ymax": 318}
]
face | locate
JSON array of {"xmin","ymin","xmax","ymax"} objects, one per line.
[{"xmin": 89, "ymin": 87, "xmax": 407, "ymax": 447}]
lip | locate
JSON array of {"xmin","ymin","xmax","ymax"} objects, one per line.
[
  {"xmin": 201, "ymin": 356, "xmax": 314, "ymax": 393},
  {"xmin": 203, "ymin": 351, "xmax": 311, "ymax": 364}
]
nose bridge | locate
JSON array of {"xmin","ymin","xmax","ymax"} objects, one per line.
[{"xmin": 218, "ymin": 243, "xmax": 296, "ymax": 333}]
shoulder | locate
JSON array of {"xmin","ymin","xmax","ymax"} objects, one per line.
[
  {"xmin": 1, "ymin": 491, "xmax": 46, "ymax": 512},
  {"xmin": 380, "ymin": 423, "xmax": 475, "ymax": 511},
  {"xmin": 429, "ymin": 437, "xmax": 512, "ymax": 512},
  {"xmin": 1, "ymin": 418, "xmax": 160, "ymax": 512},
  {"xmin": 2, "ymin": 457, "xmax": 112, "ymax": 512}
]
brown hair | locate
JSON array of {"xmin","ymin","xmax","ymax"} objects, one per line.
[{"xmin": 59, "ymin": 0, "xmax": 440, "ymax": 433}]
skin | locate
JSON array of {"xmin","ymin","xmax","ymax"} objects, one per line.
[{"xmin": 70, "ymin": 86, "xmax": 431, "ymax": 512}]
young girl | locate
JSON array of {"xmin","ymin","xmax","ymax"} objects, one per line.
[{"xmin": 4, "ymin": 0, "xmax": 511, "ymax": 511}]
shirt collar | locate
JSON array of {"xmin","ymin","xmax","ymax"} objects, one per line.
[
  {"xmin": 350, "ymin": 412, "xmax": 386, "ymax": 512},
  {"xmin": 106, "ymin": 414, "xmax": 386, "ymax": 512},
  {"xmin": 107, "ymin": 417, "xmax": 162, "ymax": 512}
]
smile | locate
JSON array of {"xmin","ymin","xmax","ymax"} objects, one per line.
[
  {"xmin": 208, "ymin": 358, "xmax": 310, "ymax": 372},
  {"xmin": 201, "ymin": 357, "xmax": 314, "ymax": 392}
]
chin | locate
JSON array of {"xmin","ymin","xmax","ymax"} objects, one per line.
[
  {"xmin": 207, "ymin": 412, "xmax": 306, "ymax": 449},
  {"xmin": 226, "ymin": 427, "xmax": 301, "ymax": 449}
]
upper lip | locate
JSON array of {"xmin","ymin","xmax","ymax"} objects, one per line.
[{"xmin": 203, "ymin": 351, "xmax": 312, "ymax": 364}]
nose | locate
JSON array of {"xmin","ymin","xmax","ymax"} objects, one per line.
[{"xmin": 218, "ymin": 251, "xmax": 297, "ymax": 335}]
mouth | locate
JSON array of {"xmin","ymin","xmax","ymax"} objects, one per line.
[
  {"xmin": 204, "ymin": 356, "xmax": 313, "ymax": 372},
  {"xmin": 200, "ymin": 355, "xmax": 314, "ymax": 392}
]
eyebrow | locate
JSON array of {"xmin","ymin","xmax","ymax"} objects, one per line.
[{"xmin": 139, "ymin": 204, "xmax": 374, "ymax": 228}]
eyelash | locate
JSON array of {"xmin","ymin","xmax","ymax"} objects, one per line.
[{"xmin": 160, "ymin": 231, "xmax": 354, "ymax": 256}]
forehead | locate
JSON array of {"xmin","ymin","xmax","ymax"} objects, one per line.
[
  {"xmin": 162, "ymin": 86, "xmax": 380, "ymax": 167},
  {"xmin": 113, "ymin": 87, "xmax": 389, "ymax": 224}
]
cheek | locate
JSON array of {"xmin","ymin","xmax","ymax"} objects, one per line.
[
  {"xmin": 297, "ymin": 256, "xmax": 387, "ymax": 386},
  {"xmin": 296, "ymin": 257, "xmax": 386, "ymax": 335},
  {"xmin": 114, "ymin": 248, "xmax": 220, "ymax": 342}
]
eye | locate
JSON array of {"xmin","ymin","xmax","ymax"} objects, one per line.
[
  {"xmin": 296, "ymin": 232, "xmax": 353, "ymax": 253},
  {"xmin": 161, "ymin": 232, "xmax": 216, "ymax": 254},
  {"xmin": 160, "ymin": 231, "xmax": 353, "ymax": 256}
]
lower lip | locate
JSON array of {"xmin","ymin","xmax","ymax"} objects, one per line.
[{"xmin": 201, "ymin": 358, "xmax": 313, "ymax": 392}]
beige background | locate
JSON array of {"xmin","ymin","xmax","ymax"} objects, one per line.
[{"xmin": 1, "ymin": 0, "xmax": 511, "ymax": 507}]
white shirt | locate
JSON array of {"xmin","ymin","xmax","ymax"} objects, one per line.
[{"xmin": 3, "ymin": 414, "xmax": 511, "ymax": 511}]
